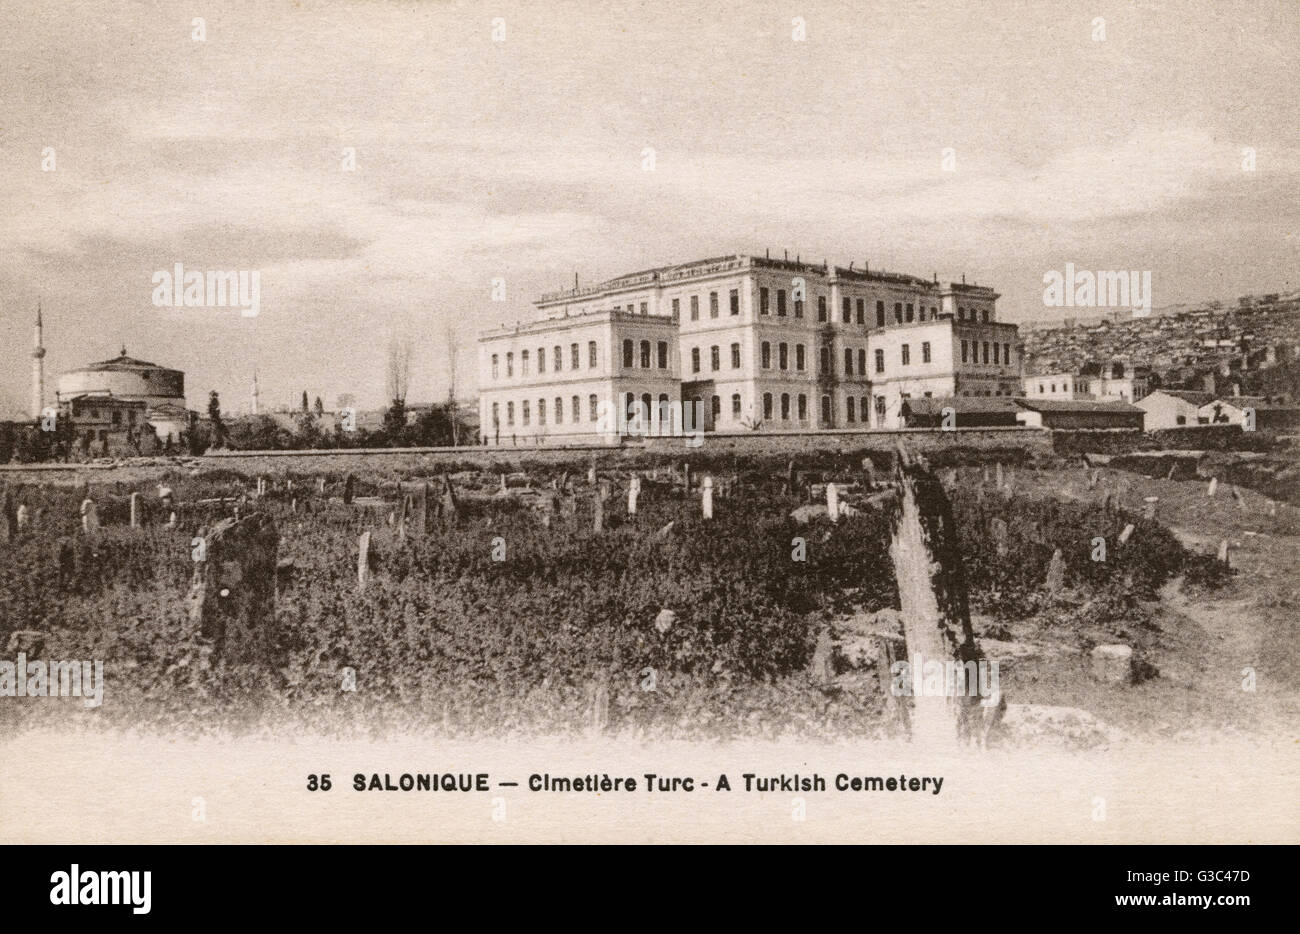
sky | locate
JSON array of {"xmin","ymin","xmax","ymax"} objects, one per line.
[{"xmin": 2, "ymin": 0, "xmax": 1298, "ymax": 417}]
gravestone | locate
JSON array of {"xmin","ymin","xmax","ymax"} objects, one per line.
[
  {"xmin": 16, "ymin": 504, "xmax": 29, "ymax": 532},
  {"xmin": 1044, "ymin": 549, "xmax": 1066, "ymax": 595},
  {"xmin": 80, "ymin": 499, "xmax": 98, "ymax": 534},
  {"xmin": 1207, "ymin": 477, "xmax": 1217, "ymax": 498},
  {"xmin": 186, "ymin": 513, "xmax": 279, "ymax": 664},
  {"xmin": 357, "ymin": 531, "xmax": 372, "ymax": 590},
  {"xmin": 702, "ymin": 476, "xmax": 714, "ymax": 519},
  {"xmin": 989, "ymin": 518, "xmax": 1009, "ymax": 557},
  {"xmin": 130, "ymin": 492, "xmax": 141, "ymax": 528},
  {"xmin": 343, "ymin": 474, "xmax": 355, "ymax": 505},
  {"xmin": 825, "ymin": 482, "xmax": 839, "ymax": 522}
]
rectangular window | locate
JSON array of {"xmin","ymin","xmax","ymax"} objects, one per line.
[
  {"xmin": 794, "ymin": 296, "xmax": 803, "ymax": 318},
  {"xmin": 760, "ymin": 288, "xmax": 770, "ymax": 315},
  {"xmin": 856, "ymin": 299, "xmax": 865, "ymax": 325},
  {"xmin": 690, "ymin": 295, "xmax": 699, "ymax": 321},
  {"xmin": 571, "ymin": 343, "xmax": 579, "ymax": 369},
  {"xmin": 731, "ymin": 393, "xmax": 741, "ymax": 417},
  {"xmin": 961, "ymin": 339, "xmax": 968, "ymax": 363},
  {"xmin": 876, "ymin": 300, "xmax": 885, "ymax": 327},
  {"xmin": 761, "ymin": 342, "xmax": 771, "ymax": 368},
  {"xmin": 1003, "ymin": 343, "xmax": 1011, "ymax": 365},
  {"xmin": 820, "ymin": 346, "xmax": 830, "ymax": 375},
  {"xmin": 589, "ymin": 394, "xmax": 598, "ymax": 421},
  {"xmin": 857, "ymin": 349, "xmax": 866, "ymax": 375},
  {"xmin": 982, "ymin": 342, "xmax": 990, "ymax": 365},
  {"xmin": 555, "ymin": 397, "xmax": 563, "ymax": 424},
  {"xmin": 818, "ymin": 295, "xmax": 827, "ymax": 322},
  {"xmin": 537, "ymin": 399, "xmax": 545, "ymax": 425},
  {"xmin": 844, "ymin": 348, "xmax": 854, "ymax": 376},
  {"xmin": 778, "ymin": 343, "xmax": 788, "ymax": 370},
  {"xmin": 521, "ymin": 350, "xmax": 530, "ymax": 376},
  {"xmin": 692, "ymin": 347, "xmax": 701, "ymax": 373},
  {"xmin": 982, "ymin": 309, "xmax": 990, "ymax": 322},
  {"xmin": 763, "ymin": 392, "xmax": 773, "ymax": 420},
  {"xmin": 554, "ymin": 346, "xmax": 562, "ymax": 372},
  {"xmin": 777, "ymin": 289, "xmax": 787, "ymax": 317},
  {"xmin": 492, "ymin": 402, "xmax": 500, "ymax": 426},
  {"xmin": 507, "ymin": 402, "xmax": 514, "ymax": 426},
  {"xmin": 842, "ymin": 297, "xmax": 851, "ymax": 323},
  {"xmin": 640, "ymin": 340, "xmax": 651, "ymax": 368},
  {"xmin": 537, "ymin": 348, "xmax": 545, "ymax": 373},
  {"xmin": 993, "ymin": 342, "xmax": 1000, "ymax": 364},
  {"xmin": 796, "ymin": 344, "xmax": 805, "ymax": 371},
  {"xmin": 491, "ymin": 354, "xmax": 499, "ymax": 379},
  {"xmin": 522, "ymin": 400, "xmax": 530, "ymax": 426},
  {"xmin": 847, "ymin": 397, "xmax": 856, "ymax": 423},
  {"xmin": 731, "ymin": 343, "xmax": 741, "ymax": 368},
  {"xmin": 709, "ymin": 291, "xmax": 719, "ymax": 318},
  {"xmin": 711, "ymin": 345, "xmax": 720, "ymax": 371},
  {"xmin": 874, "ymin": 348, "xmax": 884, "ymax": 374},
  {"xmin": 572, "ymin": 395, "xmax": 579, "ymax": 423},
  {"xmin": 658, "ymin": 341, "xmax": 668, "ymax": 369},
  {"xmin": 506, "ymin": 352, "xmax": 514, "ymax": 377},
  {"xmin": 894, "ymin": 303, "xmax": 902, "ymax": 324},
  {"xmin": 905, "ymin": 303, "xmax": 914, "ymax": 323},
  {"xmin": 623, "ymin": 340, "xmax": 634, "ymax": 368},
  {"xmin": 672, "ymin": 297, "xmax": 680, "ymax": 319},
  {"xmin": 901, "ymin": 344, "xmax": 910, "ymax": 366},
  {"xmin": 797, "ymin": 394, "xmax": 807, "ymax": 420},
  {"xmin": 922, "ymin": 341, "xmax": 931, "ymax": 364},
  {"xmin": 729, "ymin": 289, "xmax": 739, "ymax": 316},
  {"xmin": 589, "ymin": 341, "xmax": 597, "ymax": 368},
  {"xmin": 780, "ymin": 393, "xmax": 790, "ymax": 420}
]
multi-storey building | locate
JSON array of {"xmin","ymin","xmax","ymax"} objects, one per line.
[{"xmin": 477, "ymin": 253, "xmax": 1021, "ymax": 441}]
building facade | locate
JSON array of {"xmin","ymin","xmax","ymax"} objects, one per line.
[
  {"xmin": 56, "ymin": 349, "xmax": 188, "ymax": 444},
  {"xmin": 478, "ymin": 253, "xmax": 1021, "ymax": 441}
]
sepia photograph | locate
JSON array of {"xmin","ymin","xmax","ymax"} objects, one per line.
[{"xmin": 0, "ymin": 0, "xmax": 1296, "ymax": 882}]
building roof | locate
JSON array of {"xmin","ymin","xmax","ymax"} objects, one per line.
[
  {"xmin": 1015, "ymin": 398, "xmax": 1144, "ymax": 414},
  {"xmin": 74, "ymin": 349, "xmax": 180, "ymax": 373},
  {"xmin": 902, "ymin": 397, "xmax": 1021, "ymax": 416},
  {"xmin": 66, "ymin": 393, "xmax": 146, "ymax": 407},
  {"xmin": 1144, "ymin": 390, "xmax": 1215, "ymax": 406}
]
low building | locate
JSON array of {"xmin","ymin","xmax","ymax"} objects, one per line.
[
  {"xmin": 1199, "ymin": 396, "xmax": 1300, "ymax": 430},
  {"xmin": 1134, "ymin": 389, "xmax": 1215, "ymax": 429},
  {"xmin": 1021, "ymin": 372, "xmax": 1095, "ymax": 400},
  {"xmin": 900, "ymin": 396, "xmax": 1021, "ymax": 428},
  {"xmin": 1014, "ymin": 398, "xmax": 1145, "ymax": 430},
  {"xmin": 64, "ymin": 394, "xmax": 153, "ymax": 456}
]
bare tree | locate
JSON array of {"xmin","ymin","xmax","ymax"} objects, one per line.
[{"xmin": 387, "ymin": 338, "xmax": 412, "ymax": 405}]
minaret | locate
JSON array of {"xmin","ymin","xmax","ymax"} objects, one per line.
[
  {"xmin": 31, "ymin": 303, "xmax": 46, "ymax": 420},
  {"xmin": 251, "ymin": 368, "xmax": 260, "ymax": 415}
]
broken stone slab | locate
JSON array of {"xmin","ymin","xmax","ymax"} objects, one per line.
[
  {"xmin": 6, "ymin": 629, "xmax": 46, "ymax": 656},
  {"xmin": 1089, "ymin": 644, "xmax": 1133, "ymax": 684},
  {"xmin": 789, "ymin": 504, "xmax": 829, "ymax": 524}
]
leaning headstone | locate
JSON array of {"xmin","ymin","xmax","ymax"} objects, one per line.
[
  {"xmin": 317, "ymin": 477, "xmax": 326, "ymax": 495},
  {"xmin": 80, "ymin": 499, "xmax": 99, "ymax": 534},
  {"xmin": 809, "ymin": 627, "xmax": 835, "ymax": 686},
  {"xmin": 826, "ymin": 482, "xmax": 839, "ymax": 522},
  {"xmin": 130, "ymin": 492, "xmax": 141, "ymax": 528},
  {"xmin": 1231, "ymin": 485, "xmax": 1246, "ymax": 508},
  {"xmin": 166, "ymin": 511, "xmax": 177, "ymax": 528},
  {"xmin": 1217, "ymin": 539, "xmax": 1230, "ymax": 566},
  {"xmin": 628, "ymin": 476, "xmax": 640, "ymax": 516},
  {"xmin": 343, "ymin": 474, "xmax": 355, "ymax": 505},
  {"xmin": 1044, "ymin": 549, "xmax": 1066, "ymax": 595},
  {"xmin": 1118, "ymin": 523, "xmax": 1136, "ymax": 545},
  {"xmin": 15, "ymin": 504, "xmax": 29, "ymax": 532},
  {"xmin": 702, "ymin": 476, "xmax": 714, "ymax": 519},
  {"xmin": 1207, "ymin": 477, "xmax": 1218, "ymax": 498},
  {"xmin": 1143, "ymin": 496, "xmax": 1158, "ymax": 520},
  {"xmin": 415, "ymin": 482, "xmax": 430, "ymax": 535},
  {"xmin": 862, "ymin": 458, "xmax": 876, "ymax": 490},
  {"xmin": 995, "ymin": 462, "xmax": 1004, "ymax": 489},
  {"xmin": 440, "ymin": 474, "xmax": 459, "ymax": 522},
  {"xmin": 593, "ymin": 486, "xmax": 606, "ymax": 533},
  {"xmin": 186, "ymin": 513, "xmax": 279, "ymax": 664}
]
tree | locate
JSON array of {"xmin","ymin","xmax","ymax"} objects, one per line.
[
  {"xmin": 387, "ymin": 338, "xmax": 412, "ymax": 408},
  {"xmin": 314, "ymin": 396, "xmax": 324, "ymax": 417},
  {"xmin": 208, "ymin": 391, "xmax": 225, "ymax": 448},
  {"xmin": 301, "ymin": 390, "xmax": 309, "ymax": 414}
]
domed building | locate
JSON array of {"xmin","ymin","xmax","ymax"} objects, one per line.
[{"xmin": 56, "ymin": 347, "xmax": 189, "ymax": 445}]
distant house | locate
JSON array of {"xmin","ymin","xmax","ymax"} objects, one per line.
[
  {"xmin": 1014, "ymin": 398, "xmax": 1145, "ymax": 430},
  {"xmin": 64, "ymin": 394, "xmax": 152, "ymax": 456},
  {"xmin": 1199, "ymin": 396, "xmax": 1300, "ymax": 430},
  {"xmin": 900, "ymin": 397, "xmax": 1021, "ymax": 428},
  {"xmin": 1135, "ymin": 389, "xmax": 1215, "ymax": 429}
]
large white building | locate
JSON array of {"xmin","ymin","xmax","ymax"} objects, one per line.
[{"xmin": 477, "ymin": 253, "xmax": 1022, "ymax": 442}]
